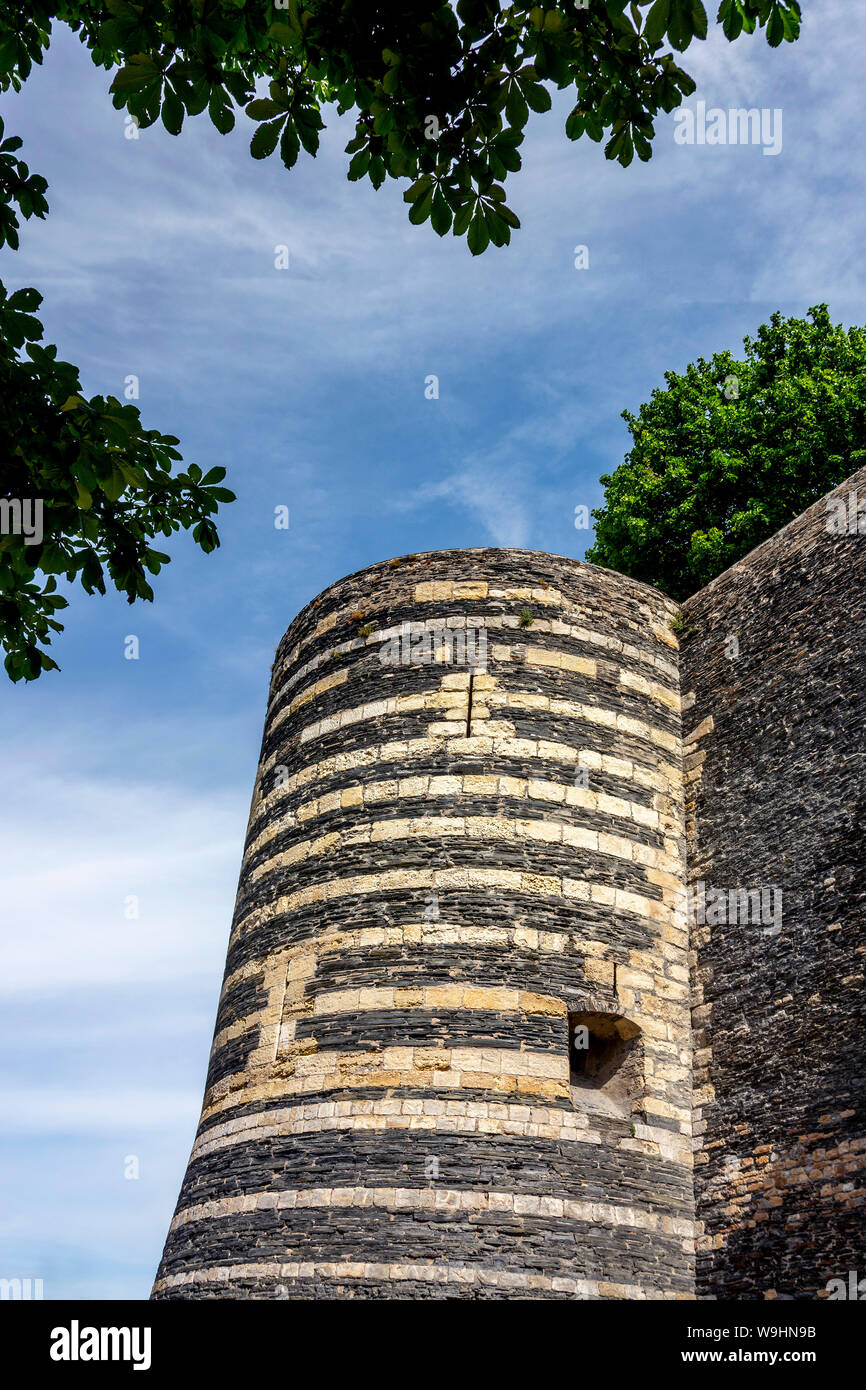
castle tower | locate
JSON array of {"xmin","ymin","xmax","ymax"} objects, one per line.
[{"xmin": 153, "ymin": 550, "xmax": 695, "ymax": 1300}]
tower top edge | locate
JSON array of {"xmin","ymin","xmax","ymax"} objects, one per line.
[
  {"xmin": 275, "ymin": 549, "xmax": 678, "ymax": 657},
  {"xmin": 284, "ymin": 547, "xmax": 678, "ymax": 631}
]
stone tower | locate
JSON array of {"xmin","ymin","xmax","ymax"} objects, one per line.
[
  {"xmin": 153, "ymin": 468, "xmax": 866, "ymax": 1300},
  {"xmin": 153, "ymin": 550, "xmax": 695, "ymax": 1299}
]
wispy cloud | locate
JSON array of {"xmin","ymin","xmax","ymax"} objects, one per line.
[{"xmin": 0, "ymin": 738, "xmax": 243, "ymax": 996}]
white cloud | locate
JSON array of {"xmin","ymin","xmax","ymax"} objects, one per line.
[
  {"xmin": 405, "ymin": 465, "xmax": 533, "ymax": 548},
  {"xmin": 0, "ymin": 742, "xmax": 244, "ymax": 996},
  {"xmin": 0, "ymin": 1086, "xmax": 199, "ymax": 1134}
]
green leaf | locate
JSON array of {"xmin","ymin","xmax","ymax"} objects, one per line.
[
  {"xmin": 39, "ymin": 543, "xmax": 68, "ymax": 574},
  {"xmin": 521, "ymin": 80, "xmax": 551, "ymax": 114},
  {"xmin": 483, "ymin": 203, "xmax": 509, "ymax": 247},
  {"xmin": 606, "ymin": 126, "xmax": 634, "ymax": 165},
  {"xmin": 161, "ymin": 91, "xmax": 184, "ymax": 136},
  {"xmin": 348, "ymin": 147, "xmax": 371, "ymax": 180},
  {"xmin": 97, "ymin": 19, "xmax": 126, "ymax": 50},
  {"xmin": 118, "ymin": 463, "xmax": 147, "ymax": 488},
  {"xmin": 246, "ymin": 98, "xmax": 283, "ymax": 121},
  {"xmin": 431, "ymin": 188, "xmax": 452, "ymax": 235},
  {"xmin": 208, "ymin": 93, "xmax": 235, "ymax": 135},
  {"xmin": 280, "ymin": 123, "xmax": 301, "ymax": 169},
  {"xmin": 467, "ymin": 211, "xmax": 490, "ymax": 255},
  {"xmin": 102, "ymin": 467, "xmax": 127, "ymax": 503},
  {"xmin": 493, "ymin": 133, "xmax": 522, "ymax": 171},
  {"xmin": 110, "ymin": 57, "xmax": 160, "ymax": 94},
  {"xmin": 184, "ymin": 78, "xmax": 209, "ymax": 117},
  {"xmin": 408, "ymin": 185, "xmax": 434, "ymax": 224},
  {"xmin": 766, "ymin": 6, "xmax": 785, "ymax": 45},
  {"xmin": 453, "ymin": 199, "xmax": 475, "ymax": 237},
  {"xmin": 505, "ymin": 85, "xmax": 529, "ymax": 128},
  {"xmin": 250, "ymin": 118, "xmax": 283, "ymax": 159},
  {"xmin": 643, "ymin": 0, "xmax": 671, "ymax": 45},
  {"xmin": 403, "ymin": 175, "xmax": 431, "ymax": 203},
  {"xmin": 268, "ymin": 22, "xmax": 298, "ymax": 47},
  {"xmin": 781, "ymin": 5, "xmax": 801, "ymax": 41},
  {"xmin": 667, "ymin": 0, "xmax": 694, "ymax": 49},
  {"xmin": 565, "ymin": 108, "xmax": 585, "ymax": 141},
  {"xmin": 690, "ymin": 0, "xmax": 708, "ymax": 41},
  {"xmin": 295, "ymin": 107, "xmax": 321, "ymax": 157}
]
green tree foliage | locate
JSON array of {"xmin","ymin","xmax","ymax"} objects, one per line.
[
  {"xmin": 0, "ymin": 271, "xmax": 234, "ymax": 682},
  {"xmin": 0, "ymin": 1, "xmax": 802, "ymax": 678},
  {"xmin": 1, "ymin": 11, "xmax": 241, "ymax": 683},
  {"xmin": 585, "ymin": 306, "xmax": 866, "ymax": 600},
  {"xmin": 64, "ymin": 0, "xmax": 797, "ymax": 249}
]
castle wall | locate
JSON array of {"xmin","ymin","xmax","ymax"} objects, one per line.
[
  {"xmin": 153, "ymin": 549, "xmax": 695, "ymax": 1300},
  {"xmin": 680, "ymin": 467, "xmax": 866, "ymax": 1299}
]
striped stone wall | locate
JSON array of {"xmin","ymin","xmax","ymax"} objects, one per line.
[{"xmin": 153, "ymin": 549, "xmax": 694, "ymax": 1300}]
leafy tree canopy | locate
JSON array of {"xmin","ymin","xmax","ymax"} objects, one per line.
[
  {"xmin": 7, "ymin": 1, "xmax": 802, "ymax": 249},
  {"xmin": 0, "ymin": 1, "xmax": 802, "ymax": 678},
  {"xmin": 0, "ymin": 265, "xmax": 234, "ymax": 682},
  {"xmin": 585, "ymin": 306, "xmax": 866, "ymax": 600}
]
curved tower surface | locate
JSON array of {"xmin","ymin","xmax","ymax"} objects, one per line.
[{"xmin": 153, "ymin": 549, "xmax": 694, "ymax": 1299}]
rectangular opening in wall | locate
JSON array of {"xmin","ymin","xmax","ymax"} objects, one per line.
[{"xmin": 568, "ymin": 1011, "xmax": 643, "ymax": 1118}]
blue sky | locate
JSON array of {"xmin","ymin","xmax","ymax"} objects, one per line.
[{"xmin": 1, "ymin": 2, "xmax": 864, "ymax": 1299}]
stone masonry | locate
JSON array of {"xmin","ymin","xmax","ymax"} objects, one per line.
[
  {"xmin": 153, "ymin": 468, "xmax": 865, "ymax": 1300},
  {"xmin": 681, "ymin": 465, "xmax": 866, "ymax": 1299}
]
